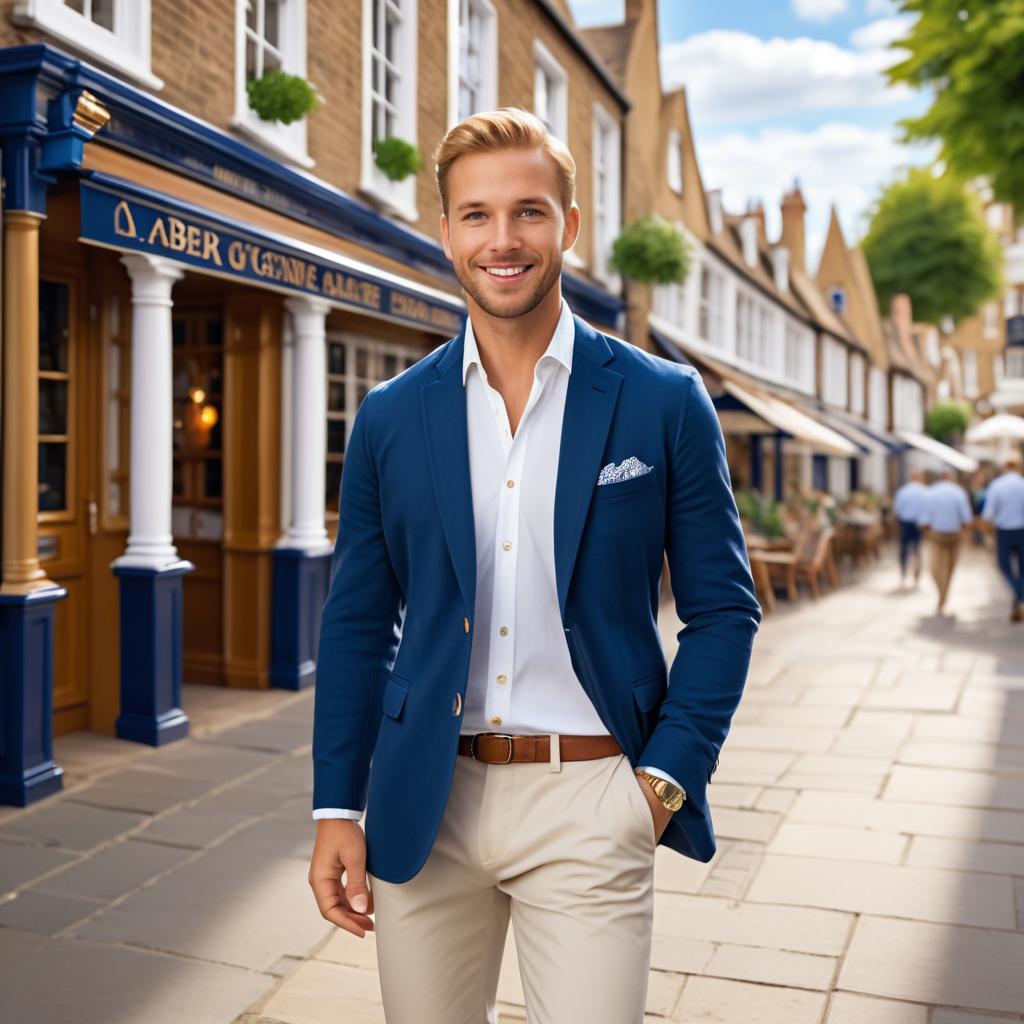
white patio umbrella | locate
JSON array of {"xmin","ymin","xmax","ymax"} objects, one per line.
[{"xmin": 966, "ymin": 414, "xmax": 1024, "ymax": 444}]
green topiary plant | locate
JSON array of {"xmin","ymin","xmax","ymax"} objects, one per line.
[
  {"xmin": 246, "ymin": 70, "xmax": 321, "ymax": 124},
  {"xmin": 609, "ymin": 217, "xmax": 692, "ymax": 285},
  {"xmin": 372, "ymin": 137, "xmax": 423, "ymax": 182},
  {"xmin": 925, "ymin": 400, "xmax": 971, "ymax": 443}
]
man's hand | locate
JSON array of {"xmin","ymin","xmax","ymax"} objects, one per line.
[
  {"xmin": 309, "ymin": 819, "xmax": 375, "ymax": 938},
  {"xmin": 636, "ymin": 775, "xmax": 674, "ymax": 842}
]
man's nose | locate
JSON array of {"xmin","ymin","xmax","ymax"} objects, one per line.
[{"xmin": 489, "ymin": 214, "xmax": 521, "ymax": 254}]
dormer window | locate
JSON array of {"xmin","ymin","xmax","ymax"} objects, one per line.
[{"xmin": 827, "ymin": 286, "xmax": 847, "ymax": 315}]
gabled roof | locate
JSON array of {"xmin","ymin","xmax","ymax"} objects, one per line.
[
  {"xmin": 790, "ymin": 267, "xmax": 865, "ymax": 350},
  {"xmin": 578, "ymin": 22, "xmax": 637, "ymax": 88}
]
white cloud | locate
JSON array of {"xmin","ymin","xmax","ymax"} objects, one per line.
[
  {"xmin": 849, "ymin": 14, "xmax": 914, "ymax": 51},
  {"xmin": 792, "ymin": 0, "xmax": 849, "ymax": 20},
  {"xmin": 695, "ymin": 122, "xmax": 936, "ymax": 269},
  {"xmin": 661, "ymin": 30, "xmax": 911, "ymax": 124},
  {"xmin": 865, "ymin": 0, "xmax": 900, "ymax": 13}
]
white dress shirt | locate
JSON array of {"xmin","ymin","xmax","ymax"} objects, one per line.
[
  {"xmin": 982, "ymin": 471, "xmax": 1024, "ymax": 530},
  {"xmin": 313, "ymin": 300, "xmax": 680, "ymax": 821},
  {"xmin": 893, "ymin": 480, "xmax": 929, "ymax": 523},
  {"xmin": 918, "ymin": 480, "xmax": 973, "ymax": 533}
]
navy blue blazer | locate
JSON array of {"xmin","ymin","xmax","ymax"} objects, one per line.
[{"xmin": 312, "ymin": 313, "xmax": 762, "ymax": 884}]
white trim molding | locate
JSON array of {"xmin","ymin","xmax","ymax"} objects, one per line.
[
  {"xmin": 447, "ymin": 0, "xmax": 498, "ymax": 129},
  {"xmin": 533, "ymin": 38, "xmax": 568, "ymax": 143},
  {"xmin": 591, "ymin": 102, "xmax": 621, "ymax": 291},
  {"xmin": 13, "ymin": 0, "xmax": 163, "ymax": 89}
]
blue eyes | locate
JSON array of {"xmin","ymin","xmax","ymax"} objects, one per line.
[{"xmin": 464, "ymin": 209, "xmax": 543, "ymax": 221}]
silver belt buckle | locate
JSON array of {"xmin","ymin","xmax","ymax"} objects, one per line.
[{"xmin": 471, "ymin": 732, "xmax": 515, "ymax": 764}]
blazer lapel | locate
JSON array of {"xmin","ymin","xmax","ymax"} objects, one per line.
[
  {"xmin": 421, "ymin": 331, "xmax": 477, "ymax": 618},
  {"xmin": 553, "ymin": 316, "xmax": 623, "ymax": 619}
]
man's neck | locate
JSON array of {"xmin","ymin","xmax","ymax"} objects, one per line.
[{"xmin": 468, "ymin": 287, "xmax": 563, "ymax": 386}]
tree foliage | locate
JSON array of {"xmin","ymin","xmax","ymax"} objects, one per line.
[
  {"xmin": 886, "ymin": 0, "xmax": 1024, "ymax": 212},
  {"xmin": 861, "ymin": 168, "xmax": 1001, "ymax": 324},
  {"xmin": 925, "ymin": 400, "xmax": 971, "ymax": 442},
  {"xmin": 609, "ymin": 217, "xmax": 692, "ymax": 285}
]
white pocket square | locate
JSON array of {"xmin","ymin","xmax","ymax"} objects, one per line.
[{"xmin": 597, "ymin": 457, "xmax": 654, "ymax": 486}]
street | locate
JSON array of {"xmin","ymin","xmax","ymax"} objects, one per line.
[{"xmin": 1, "ymin": 541, "xmax": 1022, "ymax": 1023}]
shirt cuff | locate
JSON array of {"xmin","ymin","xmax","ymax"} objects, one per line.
[
  {"xmin": 636, "ymin": 765, "xmax": 686, "ymax": 793},
  {"xmin": 312, "ymin": 808, "xmax": 363, "ymax": 821}
]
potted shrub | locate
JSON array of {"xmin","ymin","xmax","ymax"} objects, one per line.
[
  {"xmin": 372, "ymin": 137, "xmax": 423, "ymax": 182},
  {"xmin": 609, "ymin": 217, "xmax": 692, "ymax": 285},
  {"xmin": 246, "ymin": 70, "xmax": 322, "ymax": 124}
]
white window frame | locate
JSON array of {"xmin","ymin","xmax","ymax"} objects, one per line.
[
  {"xmin": 784, "ymin": 319, "xmax": 814, "ymax": 394},
  {"xmin": 591, "ymin": 103, "xmax": 621, "ymax": 290},
  {"xmin": 533, "ymin": 39, "xmax": 568, "ymax": 143},
  {"xmin": 447, "ymin": 0, "xmax": 497, "ymax": 128},
  {"xmin": 13, "ymin": 0, "xmax": 162, "ymax": 89},
  {"xmin": 666, "ymin": 128, "xmax": 683, "ymax": 195},
  {"xmin": 822, "ymin": 335, "xmax": 849, "ymax": 409},
  {"xmin": 698, "ymin": 260, "xmax": 726, "ymax": 349},
  {"xmin": 963, "ymin": 349, "xmax": 979, "ymax": 398},
  {"xmin": 1006, "ymin": 349, "xmax": 1024, "ymax": 381},
  {"xmin": 868, "ymin": 366, "xmax": 888, "ymax": 431},
  {"xmin": 232, "ymin": 0, "xmax": 313, "ymax": 169},
  {"xmin": 849, "ymin": 351, "xmax": 866, "ymax": 416},
  {"xmin": 361, "ymin": 0, "xmax": 419, "ymax": 222}
]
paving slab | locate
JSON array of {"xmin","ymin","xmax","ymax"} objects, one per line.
[
  {"xmin": 671, "ymin": 976, "xmax": 828, "ymax": 1023},
  {"xmin": 194, "ymin": 716, "xmax": 312, "ymax": 755},
  {"xmin": 825, "ymin": 992, "xmax": 929, "ymax": 1023},
  {"xmin": 701, "ymin": 943, "xmax": 837, "ymax": 990},
  {"xmin": 0, "ymin": 801, "xmax": 145, "ymax": 853},
  {"xmin": 0, "ymin": 837, "xmax": 80, "ymax": 890},
  {"xmin": 29, "ymin": 837, "xmax": 192, "ymax": 901},
  {"xmin": 63, "ymin": 768, "xmax": 213, "ymax": 815},
  {"xmin": 884, "ymin": 764, "xmax": 1024, "ymax": 811},
  {"xmin": 838, "ymin": 916, "xmax": 1024, "ymax": 1015},
  {"xmin": 904, "ymin": 834, "xmax": 1024, "ymax": 875},
  {"xmin": 767, "ymin": 822, "xmax": 908, "ymax": 863},
  {"xmin": 0, "ymin": 889, "xmax": 101, "ymax": 933},
  {"xmin": 746, "ymin": 853, "xmax": 1016, "ymax": 928},
  {"xmin": 132, "ymin": 803, "xmax": 257, "ymax": 849},
  {"xmin": 0, "ymin": 927, "xmax": 270, "ymax": 1024},
  {"xmin": 257, "ymin": 959, "xmax": 384, "ymax": 1024}
]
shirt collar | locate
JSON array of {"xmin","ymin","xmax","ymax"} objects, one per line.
[{"xmin": 462, "ymin": 298, "xmax": 575, "ymax": 385}]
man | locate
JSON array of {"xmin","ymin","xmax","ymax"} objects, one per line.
[
  {"xmin": 307, "ymin": 108, "xmax": 761, "ymax": 1023},
  {"xmin": 980, "ymin": 455, "xmax": 1024, "ymax": 621},
  {"xmin": 892, "ymin": 469, "xmax": 928, "ymax": 586},
  {"xmin": 918, "ymin": 467, "xmax": 974, "ymax": 616}
]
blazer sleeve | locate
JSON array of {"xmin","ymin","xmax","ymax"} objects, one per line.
[
  {"xmin": 312, "ymin": 385, "xmax": 403, "ymax": 813},
  {"xmin": 636, "ymin": 367, "xmax": 762, "ymax": 817}
]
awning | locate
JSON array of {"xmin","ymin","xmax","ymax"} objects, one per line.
[
  {"xmin": 898, "ymin": 429, "xmax": 979, "ymax": 472},
  {"xmin": 800, "ymin": 404, "xmax": 891, "ymax": 456},
  {"xmin": 720, "ymin": 379, "xmax": 860, "ymax": 457}
]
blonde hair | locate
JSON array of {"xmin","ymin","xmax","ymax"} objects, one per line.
[{"xmin": 433, "ymin": 107, "xmax": 576, "ymax": 219}]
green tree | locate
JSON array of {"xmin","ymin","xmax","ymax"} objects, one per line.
[
  {"xmin": 886, "ymin": 0, "xmax": 1024, "ymax": 212},
  {"xmin": 925, "ymin": 400, "xmax": 971, "ymax": 442},
  {"xmin": 861, "ymin": 168, "xmax": 1001, "ymax": 324}
]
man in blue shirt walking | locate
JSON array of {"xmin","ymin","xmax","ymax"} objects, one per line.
[
  {"xmin": 892, "ymin": 470, "xmax": 928, "ymax": 587},
  {"xmin": 981, "ymin": 456, "xmax": 1024, "ymax": 621},
  {"xmin": 918, "ymin": 469, "xmax": 974, "ymax": 616}
]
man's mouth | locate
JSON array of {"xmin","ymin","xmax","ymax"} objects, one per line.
[{"xmin": 480, "ymin": 264, "xmax": 533, "ymax": 281}]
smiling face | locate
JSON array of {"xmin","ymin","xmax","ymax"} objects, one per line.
[{"xmin": 439, "ymin": 146, "xmax": 580, "ymax": 321}]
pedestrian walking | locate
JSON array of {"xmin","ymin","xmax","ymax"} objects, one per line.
[
  {"xmin": 980, "ymin": 455, "xmax": 1024, "ymax": 621},
  {"xmin": 893, "ymin": 469, "xmax": 928, "ymax": 586},
  {"xmin": 307, "ymin": 108, "xmax": 762, "ymax": 1023},
  {"xmin": 918, "ymin": 468, "xmax": 974, "ymax": 616}
]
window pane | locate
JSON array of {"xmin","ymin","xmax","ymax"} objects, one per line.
[
  {"xmin": 355, "ymin": 348, "xmax": 369, "ymax": 378},
  {"xmin": 246, "ymin": 0, "xmax": 257, "ymax": 32},
  {"xmin": 328, "ymin": 382, "xmax": 346, "ymax": 411},
  {"xmin": 40, "ymin": 379, "xmax": 68, "ymax": 436},
  {"xmin": 264, "ymin": 0, "xmax": 280, "ymax": 48},
  {"xmin": 326, "ymin": 461, "xmax": 342, "ymax": 511},
  {"xmin": 328, "ymin": 342, "xmax": 346, "ymax": 375},
  {"xmin": 327, "ymin": 419, "xmax": 347, "ymax": 454},
  {"xmin": 204, "ymin": 458, "xmax": 222, "ymax": 499},
  {"xmin": 382, "ymin": 354, "xmax": 399, "ymax": 379},
  {"xmin": 91, "ymin": 0, "xmax": 114, "ymax": 30},
  {"xmin": 39, "ymin": 443, "xmax": 67, "ymax": 513},
  {"xmin": 65, "ymin": 0, "xmax": 86, "ymax": 14},
  {"xmin": 39, "ymin": 281, "xmax": 70, "ymax": 372},
  {"xmin": 246, "ymin": 36, "xmax": 259, "ymax": 79}
]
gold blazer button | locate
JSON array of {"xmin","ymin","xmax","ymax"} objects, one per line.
[
  {"xmin": 463, "ymin": 616, "xmax": 470, "ymax": 634},
  {"xmin": 452, "ymin": 692, "xmax": 463, "ymax": 716}
]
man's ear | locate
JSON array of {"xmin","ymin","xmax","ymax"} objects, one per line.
[
  {"xmin": 563, "ymin": 203, "xmax": 581, "ymax": 253},
  {"xmin": 440, "ymin": 213, "xmax": 453, "ymax": 260}
]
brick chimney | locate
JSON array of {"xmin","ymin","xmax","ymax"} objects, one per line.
[
  {"xmin": 890, "ymin": 292, "xmax": 913, "ymax": 343},
  {"xmin": 780, "ymin": 181, "xmax": 807, "ymax": 274},
  {"xmin": 750, "ymin": 200, "xmax": 767, "ymax": 246}
]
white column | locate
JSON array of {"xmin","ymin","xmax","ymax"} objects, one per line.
[
  {"xmin": 281, "ymin": 296, "xmax": 332, "ymax": 553},
  {"xmin": 112, "ymin": 253, "xmax": 184, "ymax": 569}
]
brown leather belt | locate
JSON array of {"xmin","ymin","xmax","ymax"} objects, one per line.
[{"xmin": 458, "ymin": 732, "xmax": 622, "ymax": 764}]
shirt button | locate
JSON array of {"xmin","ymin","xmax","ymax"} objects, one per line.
[
  {"xmin": 497, "ymin": 674, "xmax": 507, "ymax": 684},
  {"xmin": 491, "ymin": 715, "xmax": 502, "ymax": 725},
  {"xmin": 506, "ymin": 479, "xmax": 515, "ymax": 488},
  {"xmin": 502, "ymin": 541, "xmax": 512, "ymax": 551},
  {"xmin": 464, "ymin": 617, "xmax": 470, "ymax": 634},
  {"xmin": 499, "ymin": 626, "xmax": 509, "ymax": 636}
]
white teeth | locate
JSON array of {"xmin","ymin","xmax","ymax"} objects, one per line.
[{"xmin": 485, "ymin": 266, "xmax": 527, "ymax": 277}]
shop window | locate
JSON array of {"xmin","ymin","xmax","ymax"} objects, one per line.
[
  {"xmin": 13, "ymin": 0, "xmax": 161, "ymax": 89},
  {"xmin": 326, "ymin": 335, "xmax": 421, "ymax": 518},
  {"xmin": 451, "ymin": 0, "xmax": 497, "ymax": 125},
  {"xmin": 361, "ymin": 0, "xmax": 419, "ymax": 221},
  {"xmin": 533, "ymin": 39, "xmax": 567, "ymax": 142},
  {"xmin": 233, "ymin": 0, "xmax": 313, "ymax": 168},
  {"xmin": 38, "ymin": 280, "xmax": 72, "ymax": 516},
  {"xmin": 172, "ymin": 308, "xmax": 225, "ymax": 539},
  {"xmin": 104, "ymin": 289, "xmax": 131, "ymax": 527}
]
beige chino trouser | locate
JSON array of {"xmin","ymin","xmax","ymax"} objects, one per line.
[
  {"xmin": 928, "ymin": 530, "xmax": 962, "ymax": 608},
  {"xmin": 367, "ymin": 746, "xmax": 657, "ymax": 1024}
]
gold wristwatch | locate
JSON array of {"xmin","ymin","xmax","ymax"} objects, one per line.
[{"xmin": 634, "ymin": 769, "xmax": 686, "ymax": 813}]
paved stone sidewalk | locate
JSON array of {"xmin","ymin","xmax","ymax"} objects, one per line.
[{"xmin": 1, "ymin": 542, "xmax": 1022, "ymax": 1023}]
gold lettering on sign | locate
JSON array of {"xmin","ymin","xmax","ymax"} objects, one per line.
[
  {"xmin": 227, "ymin": 240, "xmax": 246, "ymax": 271},
  {"xmin": 113, "ymin": 201, "xmax": 137, "ymax": 239},
  {"xmin": 146, "ymin": 217, "xmax": 170, "ymax": 248}
]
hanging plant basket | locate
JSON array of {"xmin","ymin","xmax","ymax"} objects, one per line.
[
  {"xmin": 372, "ymin": 137, "xmax": 423, "ymax": 182},
  {"xmin": 246, "ymin": 70, "xmax": 322, "ymax": 125},
  {"xmin": 609, "ymin": 217, "xmax": 692, "ymax": 285}
]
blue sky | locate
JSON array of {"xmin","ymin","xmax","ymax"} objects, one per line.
[{"xmin": 567, "ymin": 0, "xmax": 937, "ymax": 269}]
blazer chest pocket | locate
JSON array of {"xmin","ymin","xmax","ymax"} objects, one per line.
[
  {"xmin": 382, "ymin": 674, "xmax": 411, "ymax": 720},
  {"xmin": 592, "ymin": 471, "xmax": 657, "ymax": 501}
]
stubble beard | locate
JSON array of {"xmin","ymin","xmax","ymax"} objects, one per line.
[{"xmin": 454, "ymin": 251, "xmax": 564, "ymax": 321}]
